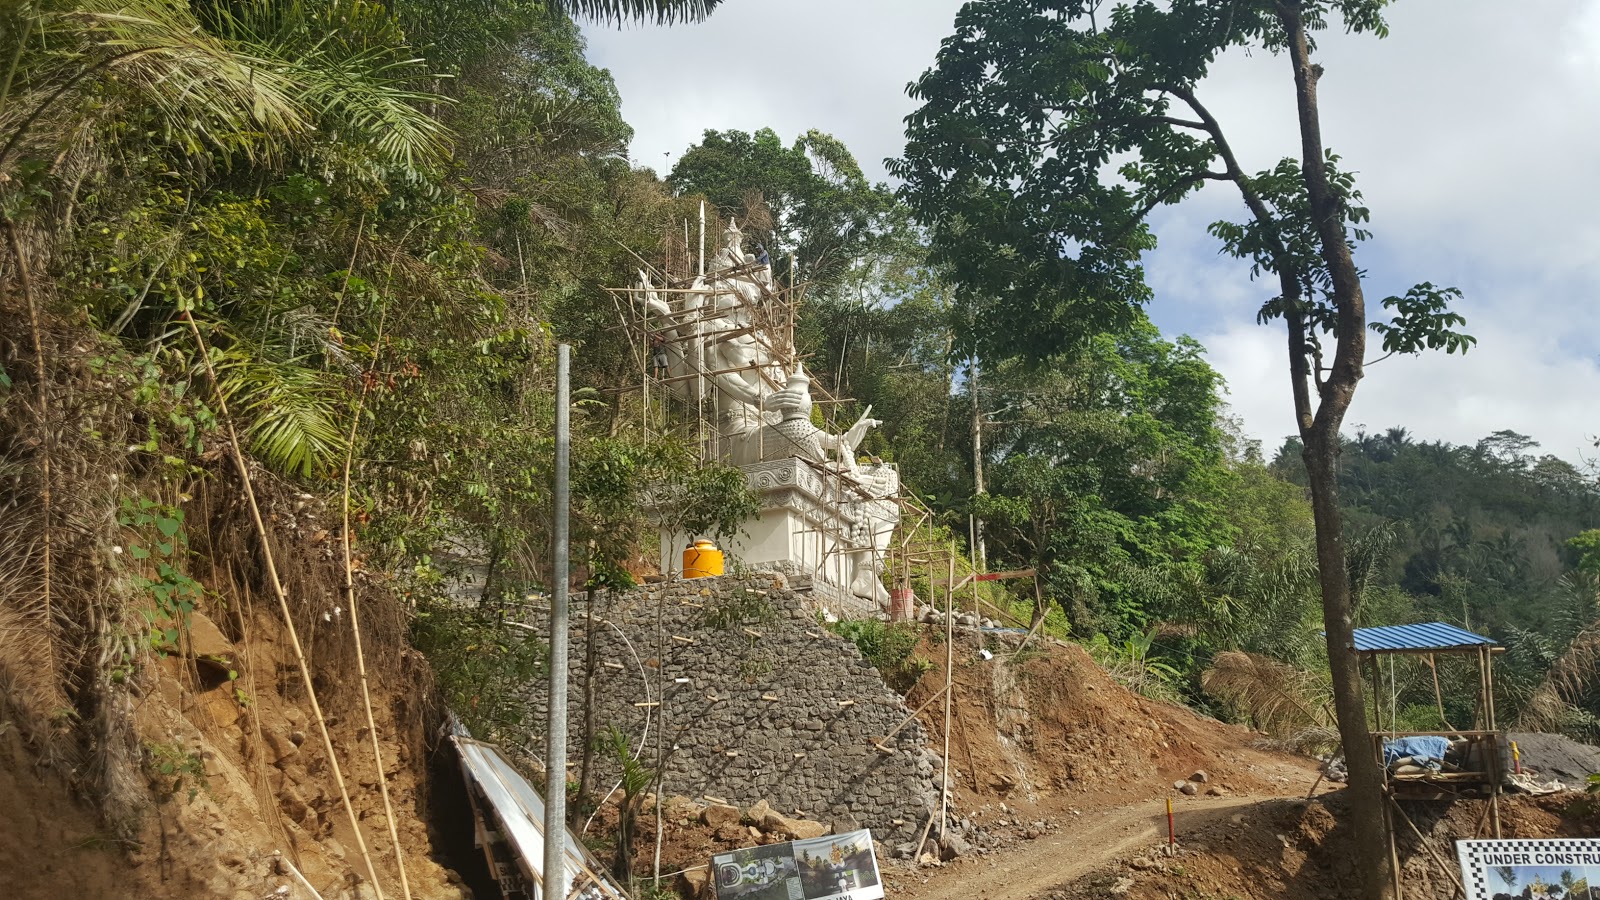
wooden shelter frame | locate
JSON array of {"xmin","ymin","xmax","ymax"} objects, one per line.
[{"xmin": 1361, "ymin": 638, "xmax": 1505, "ymax": 899}]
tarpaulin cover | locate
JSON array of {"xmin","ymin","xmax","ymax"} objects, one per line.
[{"xmin": 1383, "ymin": 735, "xmax": 1452, "ymax": 766}]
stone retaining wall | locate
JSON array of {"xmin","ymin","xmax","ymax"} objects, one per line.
[{"xmin": 518, "ymin": 574, "xmax": 937, "ymax": 843}]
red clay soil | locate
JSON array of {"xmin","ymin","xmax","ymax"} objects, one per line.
[
  {"xmin": 1032, "ymin": 792, "xmax": 1590, "ymax": 900},
  {"xmin": 902, "ymin": 635, "xmax": 1322, "ymax": 811},
  {"xmin": 603, "ymin": 630, "xmax": 1595, "ymax": 900},
  {"xmin": 0, "ymin": 612, "xmax": 463, "ymax": 900}
]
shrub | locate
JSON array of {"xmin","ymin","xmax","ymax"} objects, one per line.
[{"xmin": 828, "ymin": 619, "xmax": 932, "ymax": 691}]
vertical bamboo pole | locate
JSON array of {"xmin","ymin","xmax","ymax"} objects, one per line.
[
  {"xmin": 698, "ymin": 201, "xmax": 705, "ymax": 278},
  {"xmin": 1369, "ymin": 655, "xmax": 1383, "ymax": 734},
  {"xmin": 1429, "ymin": 654, "xmax": 1448, "ymax": 728},
  {"xmin": 1484, "ymin": 645, "xmax": 1502, "ymax": 838},
  {"xmin": 968, "ymin": 515, "xmax": 981, "ymax": 647},
  {"xmin": 940, "ymin": 542, "xmax": 956, "ymax": 839},
  {"xmin": 1478, "ymin": 643, "xmax": 1491, "ymax": 730},
  {"xmin": 1385, "ymin": 798, "xmax": 1404, "ymax": 900}
]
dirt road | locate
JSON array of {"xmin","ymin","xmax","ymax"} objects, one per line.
[{"xmin": 895, "ymin": 794, "xmax": 1291, "ymax": 899}]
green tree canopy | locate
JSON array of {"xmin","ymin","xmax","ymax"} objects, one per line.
[{"xmin": 669, "ymin": 127, "xmax": 900, "ymax": 291}]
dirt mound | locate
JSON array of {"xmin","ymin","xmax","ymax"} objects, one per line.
[
  {"xmin": 0, "ymin": 468, "xmax": 473, "ymax": 900},
  {"xmin": 904, "ymin": 634, "xmax": 1319, "ymax": 813},
  {"xmin": 1508, "ymin": 731, "xmax": 1600, "ymax": 785},
  {"xmin": 1042, "ymin": 792, "xmax": 1585, "ymax": 900}
]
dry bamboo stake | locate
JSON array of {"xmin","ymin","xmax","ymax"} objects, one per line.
[
  {"xmin": 276, "ymin": 850, "xmax": 328, "ymax": 900},
  {"xmin": 339, "ymin": 309, "xmax": 413, "ymax": 900},
  {"xmin": 873, "ymin": 684, "xmax": 949, "ymax": 750},
  {"xmin": 1388, "ymin": 797, "xmax": 1466, "ymax": 898},
  {"xmin": 183, "ymin": 313, "xmax": 386, "ymax": 898},
  {"xmin": 5, "ymin": 218, "xmax": 52, "ymax": 670},
  {"xmin": 1010, "ymin": 601, "xmax": 1049, "ymax": 659},
  {"xmin": 940, "ymin": 542, "xmax": 955, "ymax": 838},
  {"xmin": 968, "ymin": 515, "xmax": 982, "ymax": 647},
  {"xmin": 912, "ymin": 812, "xmax": 936, "ymax": 865}
]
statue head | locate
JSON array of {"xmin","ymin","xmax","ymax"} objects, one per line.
[{"xmin": 723, "ymin": 217, "xmax": 742, "ymax": 249}]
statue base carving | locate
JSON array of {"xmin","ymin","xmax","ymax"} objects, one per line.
[{"xmin": 657, "ymin": 456, "xmax": 899, "ymax": 620}]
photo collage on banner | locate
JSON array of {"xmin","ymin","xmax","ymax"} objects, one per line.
[
  {"xmin": 711, "ymin": 829, "xmax": 884, "ymax": 900},
  {"xmin": 1458, "ymin": 838, "xmax": 1600, "ymax": 900}
]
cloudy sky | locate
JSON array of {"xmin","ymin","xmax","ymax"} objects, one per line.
[{"xmin": 583, "ymin": 0, "xmax": 1600, "ymax": 463}]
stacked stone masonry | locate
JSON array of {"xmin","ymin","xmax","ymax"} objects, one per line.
[{"xmin": 519, "ymin": 574, "xmax": 938, "ymax": 843}]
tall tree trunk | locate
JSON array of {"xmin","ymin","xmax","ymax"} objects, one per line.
[
  {"xmin": 1279, "ymin": 4, "xmax": 1392, "ymax": 897},
  {"xmin": 1304, "ymin": 427, "xmax": 1392, "ymax": 900}
]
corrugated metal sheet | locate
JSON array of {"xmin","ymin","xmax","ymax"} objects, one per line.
[
  {"xmin": 453, "ymin": 736, "xmax": 625, "ymax": 900},
  {"xmin": 1351, "ymin": 622, "xmax": 1495, "ymax": 653}
]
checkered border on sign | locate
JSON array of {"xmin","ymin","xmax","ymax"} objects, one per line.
[{"xmin": 1457, "ymin": 838, "xmax": 1600, "ymax": 900}]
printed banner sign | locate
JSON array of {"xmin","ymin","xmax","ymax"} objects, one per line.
[
  {"xmin": 1458, "ymin": 838, "xmax": 1600, "ymax": 899},
  {"xmin": 712, "ymin": 828, "xmax": 884, "ymax": 900}
]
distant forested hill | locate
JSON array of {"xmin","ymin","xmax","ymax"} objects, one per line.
[{"xmin": 1277, "ymin": 428, "xmax": 1600, "ymax": 635}]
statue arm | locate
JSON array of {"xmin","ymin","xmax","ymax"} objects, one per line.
[{"xmin": 839, "ymin": 406, "xmax": 881, "ymax": 452}]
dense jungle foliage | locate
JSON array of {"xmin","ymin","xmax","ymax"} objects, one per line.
[{"xmin": 3, "ymin": 0, "xmax": 1598, "ymax": 772}]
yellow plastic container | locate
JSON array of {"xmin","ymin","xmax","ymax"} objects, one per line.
[{"xmin": 682, "ymin": 539, "xmax": 724, "ymax": 579}]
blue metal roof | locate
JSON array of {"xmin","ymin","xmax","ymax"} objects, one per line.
[{"xmin": 1351, "ymin": 622, "xmax": 1495, "ymax": 653}]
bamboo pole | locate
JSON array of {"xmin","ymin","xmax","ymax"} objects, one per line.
[
  {"xmin": 1389, "ymin": 797, "xmax": 1466, "ymax": 898},
  {"xmin": 1483, "ymin": 645, "xmax": 1502, "ymax": 838},
  {"xmin": 968, "ymin": 515, "xmax": 981, "ymax": 648},
  {"xmin": 275, "ymin": 851, "xmax": 328, "ymax": 900},
  {"xmin": 1384, "ymin": 797, "xmax": 1404, "ymax": 900},
  {"xmin": 183, "ymin": 314, "xmax": 385, "ymax": 897},
  {"xmin": 874, "ymin": 684, "xmax": 950, "ymax": 751},
  {"xmin": 940, "ymin": 542, "xmax": 955, "ymax": 838},
  {"xmin": 338, "ymin": 303, "xmax": 412, "ymax": 900}
]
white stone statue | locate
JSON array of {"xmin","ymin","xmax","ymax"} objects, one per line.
[
  {"xmin": 709, "ymin": 218, "xmax": 749, "ymax": 271},
  {"xmin": 635, "ymin": 225, "xmax": 898, "ymax": 612}
]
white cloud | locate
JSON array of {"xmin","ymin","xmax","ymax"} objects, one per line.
[
  {"xmin": 584, "ymin": 0, "xmax": 1600, "ymax": 463},
  {"xmin": 1201, "ymin": 298, "xmax": 1600, "ymax": 463},
  {"xmin": 583, "ymin": 0, "xmax": 966, "ymax": 180}
]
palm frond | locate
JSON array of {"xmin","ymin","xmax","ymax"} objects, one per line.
[
  {"xmin": 213, "ymin": 0, "xmax": 452, "ymax": 172},
  {"xmin": 548, "ymin": 0, "xmax": 723, "ymax": 26},
  {"xmin": 1202, "ymin": 650, "xmax": 1332, "ymax": 738},
  {"xmin": 1518, "ymin": 574, "xmax": 1600, "ymax": 729},
  {"xmin": 213, "ymin": 347, "xmax": 348, "ymax": 479},
  {"xmin": 264, "ymin": 45, "xmax": 451, "ymax": 170},
  {"xmin": 4, "ymin": 0, "xmax": 309, "ymax": 169}
]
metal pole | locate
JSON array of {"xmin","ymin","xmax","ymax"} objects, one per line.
[{"xmin": 544, "ymin": 343, "xmax": 572, "ymax": 900}]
